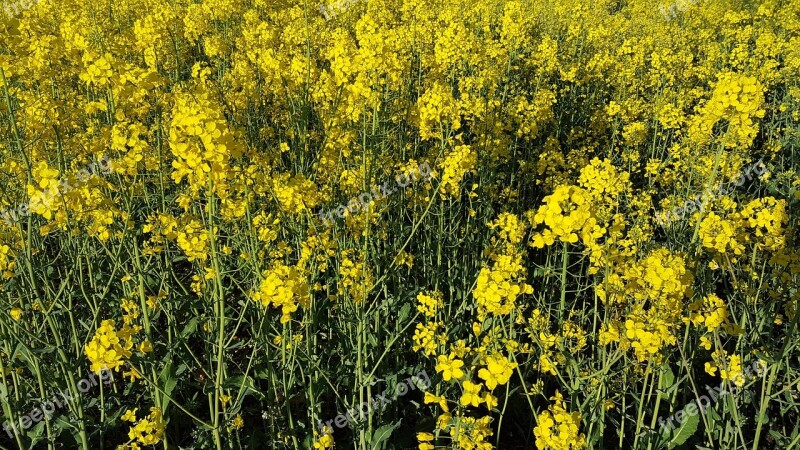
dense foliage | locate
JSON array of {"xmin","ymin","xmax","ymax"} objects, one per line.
[{"xmin": 1, "ymin": 0, "xmax": 800, "ymax": 449}]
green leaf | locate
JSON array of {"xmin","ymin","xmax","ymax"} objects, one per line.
[
  {"xmin": 159, "ymin": 361, "xmax": 178, "ymax": 410},
  {"xmin": 160, "ymin": 362, "xmax": 177, "ymax": 395},
  {"xmin": 665, "ymin": 409, "xmax": 699, "ymax": 448},
  {"xmin": 369, "ymin": 421, "xmax": 400, "ymax": 450},
  {"xmin": 659, "ymin": 365, "xmax": 676, "ymax": 400},
  {"xmin": 705, "ymin": 406, "xmax": 720, "ymax": 434},
  {"xmin": 398, "ymin": 303, "xmax": 411, "ymax": 323},
  {"xmin": 181, "ymin": 317, "xmax": 198, "ymax": 337}
]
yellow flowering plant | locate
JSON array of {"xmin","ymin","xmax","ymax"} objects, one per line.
[{"xmin": 0, "ymin": 0, "xmax": 799, "ymax": 449}]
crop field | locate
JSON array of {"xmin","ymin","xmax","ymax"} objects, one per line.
[{"xmin": 1, "ymin": 0, "xmax": 800, "ymax": 449}]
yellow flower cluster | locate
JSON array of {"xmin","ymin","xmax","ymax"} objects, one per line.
[
  {"xmin": 477, "ymin": 353, "xmax": 517, "ymax": 390},
  {"xmin": 438, "ymin": 145, "xmax": 477, "ymax": 199},
  {"xmin": 706, "ymin": 350, "xmax": 748, "ymax": 387},
  {"xmin": 312, "ymin": 426, "xmax": 334, "ymax": 449},
  {"xmin": 176, "ymin": 219, "xmax": 211, "ymax": 262},
  {"xmin": 413, "ymin": 321, "xmax": 444, "ymax": 356},
  {"xmin": 512, "ymin": 90, "xmax": 557, "ymax": 139},
  {"xmin": 533, "ymin": 391, "xmax": 587, "ymax": 450},
  {"xmin": 0, "ymin": 243, "xmax": 15, "ymax": 280},
  {"xmin": 414, "ymin": 291, "xmax": 446, "ymax": 356},
  {"xmin": 473, "ymin": 260, "xmax": 533, "ymax": 320},
  {"xmin": 474, "ymin": 214, "xmax": 533, "ymax": 320},
  {"xmin": 26, "ymin": 162, "xmax": 60, "ymax": 220},
  {"xmin": 417, "ymin": 291, "xmax": 444, "ymax": 318},
  {"xmin": 576, "ymin": 158, "xmax": 631, "ymax": 209},
  {"xmin": 528, "ymin": 317, "xmax": 588, "ymax": 376},
  {"xmin": 111, "ymin": 122, "xmax": 148, "ymax": 175},
  {"xmin": 251, "ymin": 262, "xmax": 310, "ymax": 324},
  {"xmin": 337, "ymin": 250, "xmax": 374, "ymax": 303},
  {"xmin": 699, "ymin": 212, "xmax": 745, "ymax": 256},
  {"xmin": 80, "ymin": 53, "xmax": 114, "ymax": 86},
  {"xmin": 448, "ymin": 415, "xmax": 493, "ymax": 450},
  {"xmin": 687, "ymin": 294, "xmax": 738, "ymax": 333},
  {"xmin": 734, "ymin": 197, "xmax": 788, "ymax": 252},
  {"xmin": 528, "ymin": 186, "xmax": 600, "ymax": 248},
  {"xmin": 85, "ymin": 319, "xmax": 139, "ymax": 374},
  {"xmin": 169, "ymin": 71, "xmax": 242, "ymax": 199},
  {"xmin": 271, "ymin": 173, "xmax": 321, "ymax": 215},
  {"xmin": 119, "ymin": 407, "xmax": 166, "ymax": 448},
  {"xmin": 598, "ymin": 249, "xmax": 694, "ymax": 362},
  {"xmin": 418, "ymin": 82, "xmax": 460, "ymax": 141},
  {"xmin": 689, "ymin": 72, "xmax": 766, "ymax": 149}
]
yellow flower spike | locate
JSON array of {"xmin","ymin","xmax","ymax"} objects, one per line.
[{"xmin": 251, "ymin": 262, "xmax": 310, "ymax": 323}]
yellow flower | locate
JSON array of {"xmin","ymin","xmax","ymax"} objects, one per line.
[
  {"xmin": 418, "ymin": 432, "xmax": 435, "ymax": 450},
  {"xmin": 123, "ymin": 367, "xmax": 142, "ymax": 382},
  {"xmin": 138, "ymin": 341, "xmax": 153, "ymax": 353},
  {"xmin": 437, "ymin": 412, "xmax": 452, "ymax": 431},
  {"xmin": 121, "ymin": 409, "xmax": 138, "ymax": 422},
  {"xmin": 228, "ymin": 415, "xmax": 244, "ymax": 431},
  {"xmin": 435, "ymin": 354, "xmax": 465, "ymax": 381},
  {"xmin": 483, "ymin": 391, "xmax": 498, "ymax": 409},
  {"xmin": 424, "ymin": 392, "xmax": 449, "ymax": 412},
  {"xmin": 10, "ymin": 308, "xmax": 22, "ymax": 321},
  {"xmin": 478, "ymin": 354, "xmax": 517, "ymax": 390},
  {"xmin": 700, "ymin": 336, "xmax": 713, "ymax": 350},
  {"xmin": 460, "ymin": 381, "xmax": 483, "ymax": 407}
]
